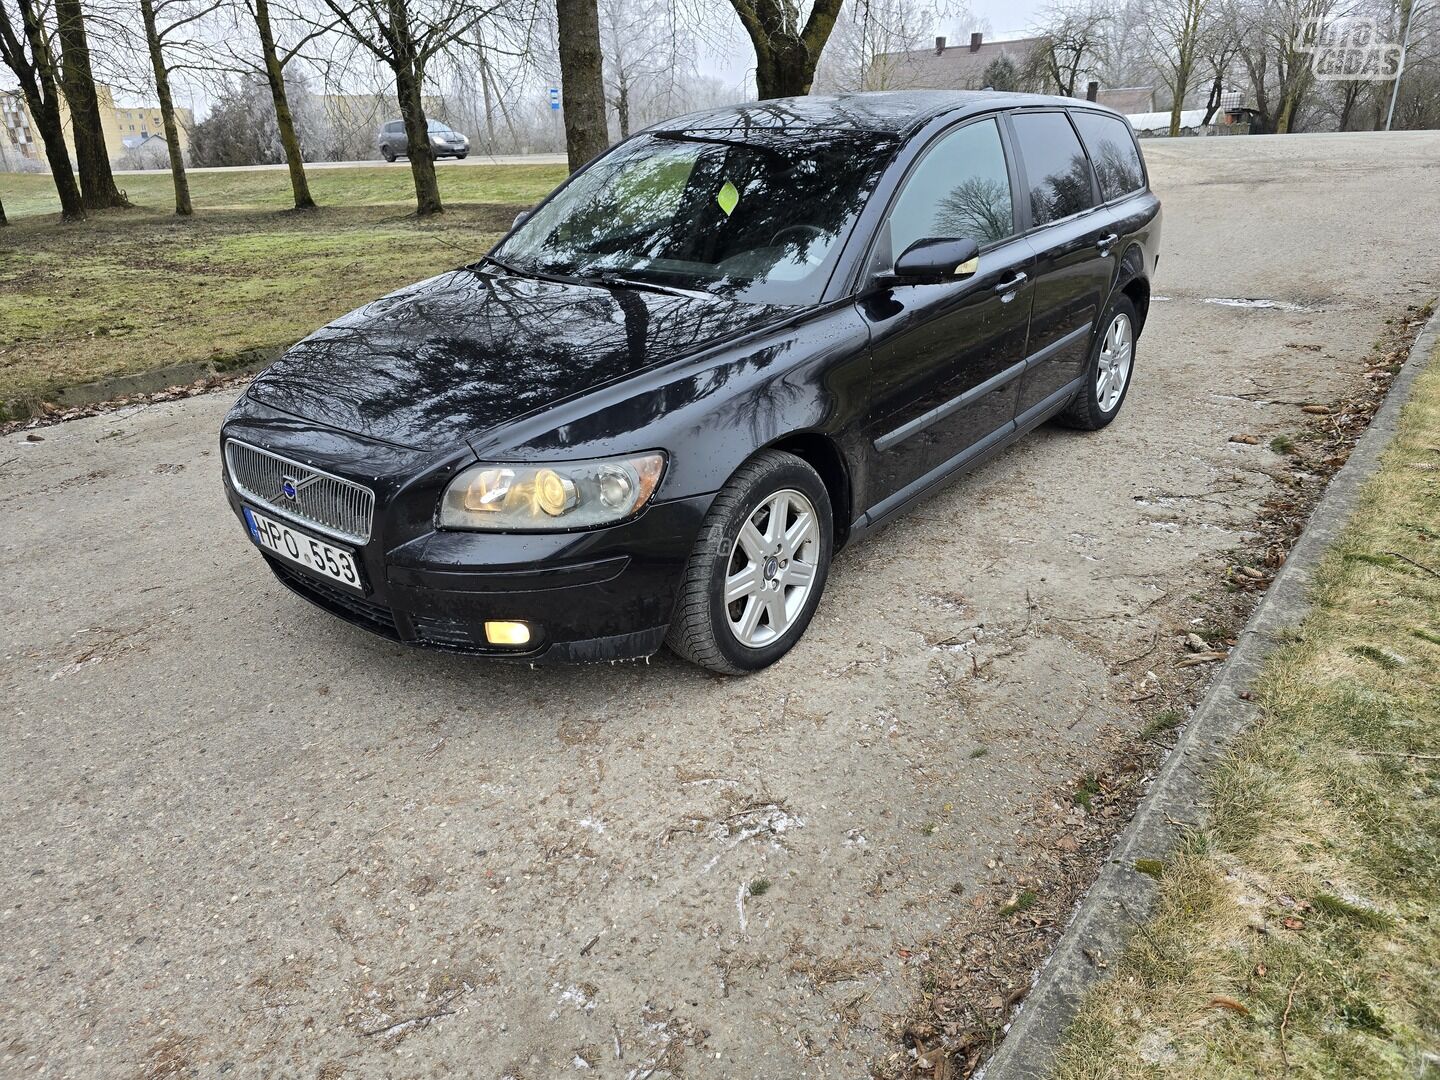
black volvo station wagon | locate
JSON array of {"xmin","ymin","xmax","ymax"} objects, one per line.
[{"xmin": 221, "ymin": 91, "xmax": 1161, "ymax": 673}]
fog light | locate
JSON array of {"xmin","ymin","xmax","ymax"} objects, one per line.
[{"xmin": 484, "ymin": 620, "xmax": 532, "ymax": 646}]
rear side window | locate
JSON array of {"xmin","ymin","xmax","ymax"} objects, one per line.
[
  {"xmin": 1010, "ymin": 111, "xmax": 1096, "ymax": 226},
  {"xmin": 385, "ymin": 122, "xmax": 403, "ymax": 135},
  {"xmin": 1071, "ymin": 111, "xmax": 1145, "ymax": 201},
  {"xmin": 887, "ymin": 117, "xmax": 1016, "ymax": 258}
]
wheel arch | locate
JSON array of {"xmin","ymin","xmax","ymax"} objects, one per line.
[
  {"xmin": 764, "ymin": 431, "xmax": 855, "ymax": 552},
  {"xmin": 1116, "ymin": 249, "xmax": 1150, "ymax": 334}
]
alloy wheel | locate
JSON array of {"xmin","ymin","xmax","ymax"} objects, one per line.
[
  {"xmin": 1096, "ymin": 311, "xmax": 1133, "ymax": 412},
  {"xmin": 724, "ymin": 488, "xmax": 821, "ymax": 648}
]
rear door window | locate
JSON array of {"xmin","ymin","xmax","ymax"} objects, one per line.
[
  {"xmin": 1070, "ymin": 111, "xmax": 1146, "ymax": 201},
  {"xmin": 1009, "ymin": 111, "xmax": 1097, "ymax": 227}
]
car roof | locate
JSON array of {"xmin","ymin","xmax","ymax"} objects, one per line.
[{"xmin": 649, "ymin": 91, "xmax": 1118, "ymax": 140}]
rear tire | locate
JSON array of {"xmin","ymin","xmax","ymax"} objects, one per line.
[
  {"xmin": 667, "ymin": 451, "xmax": 833, "ymax": 675},
  {"xmin": 1058, "ymin": 294, "xmax": 1138, "ymax": 430},
  {"xmin": 381, "ymin": 145, "xmax": 396, "ymax": 163}
]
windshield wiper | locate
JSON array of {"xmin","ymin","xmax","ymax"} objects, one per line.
[
  {"xmin": 480, "ymin": 257, "xmax": 716, "ymax": 301},
  {"xmin": 476, "ymin": 254, "xmax": 581, "ymax": 286},
  {"xmin": 583, "ymin": 271, "xmax": 718, "ymax": 301}
]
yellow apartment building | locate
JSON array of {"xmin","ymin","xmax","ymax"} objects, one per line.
[{"xmin": 0, "ymin": 82, "xmax": 193, "ymax": 168}]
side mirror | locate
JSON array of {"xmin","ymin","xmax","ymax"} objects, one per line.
[
  {"xmin": 512, "ymin": 209, "xmax": 532, "ymax": 229},
  {"xmin": 891, "ymin": 237, "xmax": 981, "ymax": 282}
]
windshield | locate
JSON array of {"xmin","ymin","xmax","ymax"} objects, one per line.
[
  {"xmin": 427, "ymin": 120, "xmax": 455, "ymax": 133},
  {"xmin": 494, "ymin": 132, "xmax": 895, "ymax": 305}
]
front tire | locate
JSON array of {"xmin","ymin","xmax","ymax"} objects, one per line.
[
  {"xmin": 667, "ymin": 451, "xmax": 833, "ymax": 675},
  {"xmin": 1058, "ymin": 295, "xmax": 1138, "ymax": 430}
]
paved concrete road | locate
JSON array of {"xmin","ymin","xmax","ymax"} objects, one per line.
[{"xmin": 4, "ymin": 132, "xmax": 1438, "ymax": 1080}]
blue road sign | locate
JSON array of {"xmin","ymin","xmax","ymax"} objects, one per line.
[{"xmin": 548, "ymin": 87, "xmax": 560, "ymax": 111}]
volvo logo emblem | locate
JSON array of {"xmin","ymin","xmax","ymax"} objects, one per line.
[{"xmin": 281, "ymin": 476, "xmax": 299, "ymax": 500}]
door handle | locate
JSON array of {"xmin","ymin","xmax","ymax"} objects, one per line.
[
  {"xmin": 1097, "ymin": 233, "xmax": 1119, "ymax": 250},
  {"xmin": 993, "ymin": 271, "xmax": 1027, "ymax": 296}
]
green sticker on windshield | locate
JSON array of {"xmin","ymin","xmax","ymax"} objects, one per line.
[{"xmin": 716, "ymin": 180, "xmax": 739, "ymax": 217}]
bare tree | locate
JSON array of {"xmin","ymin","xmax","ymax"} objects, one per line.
[
  {"xmin": 1144, "ymin": 0, "xmax": 1210, "ymax": 134},
  {"xmin": 56, "ymin": 0, "xmax": 130, "ymax": 208},
  {"xmin": 1197, "ymin": 0, "xmax": 1242, "ymax": 123},
  {"xmin": 0, "ymin": 192, "xmax": 8, "ymax": 224},
  {"xmin": 1239, "ymin": 0, "xmax": 1345, "ymax": 132},
  {"xmin": 1026, "ymin": 0, "xmax": 1110, "ymax": 96},
  {"xmin": 556, "ymin": 0, "xmax": 607, "ymax": 167},
  {"xmin": 728, "ymin": 0, "xmax": 846, "ymax": 98},
  {"xmin": 213, "ymin": 0, "xmax": 339, "ymax": 208},
  {"xmin": 225, "ymin": 0, "xmax": 337, "ymax": 208},
  {"xmin": 1377, "ymin": 0, "xmax": 1440, "ymax": 128},
  {"xmin": 598, "ymin": 0, "xmax": 685, "ymax": 137},
  {"xmin": 321, "ymin": 0, "xmax": 497, "ymax": 214},
  {"xmin": 0, "ymin": 0, "xmax": 86, "ymax": 219},
  {"xmin": 1093, "ymin": 0, "xmax": 1154, "ymax": 89},
  {"xmin": 137, "ymin": 0, "xmax": 217, "ymax": 214}
]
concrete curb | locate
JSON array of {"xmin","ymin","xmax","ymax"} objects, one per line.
[{"xmin": 979, "ymin": 303, "xmax": 1440, "ymax": 1080}]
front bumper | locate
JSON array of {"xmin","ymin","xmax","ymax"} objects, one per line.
[{"xmin": 221, "ymin": 414, "xmax": 711, "ymax": 664}]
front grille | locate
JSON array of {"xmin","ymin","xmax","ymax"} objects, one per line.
[
  {"xmin": 225, "ymin": 439, "xmax": 375, "ymax": 544},
  {"xmin": 270, "ymin": 560, "xmax": 400, "ymax": 639}
]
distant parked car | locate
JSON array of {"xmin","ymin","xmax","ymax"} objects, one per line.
[{"xmin": 377, "ymin": 119, "xmax": 470, "ymax": 162}]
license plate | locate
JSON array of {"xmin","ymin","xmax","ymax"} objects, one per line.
[{"xmin": 243, "ymin": 506, "xmax": 364, "ymax": 593}]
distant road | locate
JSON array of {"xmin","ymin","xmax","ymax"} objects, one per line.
[{"xmin": 111, "ymin": 152, "xmax": 568, "ymax": 176}]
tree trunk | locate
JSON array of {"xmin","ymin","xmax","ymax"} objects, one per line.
[
  {"xmin": 4, "ymin": 0, "xmax": 86, "ymax": 219},
  {"xmin": 1201, "ymin": 71, "xmax": 1223, "ymax": 125},
  {"xmin": 1275, "ymin": 97, "xmax": 1294, "ymax": 134},
  {"xmin": 555, "ymin": 0, "xmax": 609, "ymax": 171},
  {"xmin": 393, "ymin": 57, "xmax": 442, "ymax": 215},
  {"xmin": 254, "ymin": 0, "xmax": 314, "ymax": 210},
  {"xmin": 613, "ymin": 71, "xmax": 631, "ymax": 139},
  {"xmin": 139, "ymin": 0, "xmax": 191, "ymax": 215},
  {"xmin": 754, "ymin": 40, "xmax": 818, "ymax": 98},
  {"xmin": 480, "ymin": 54, "xmax": 497, "ymax": 150},
  {"xmin": 0, "ymin": 193, "xmax": 8, "ymax": 226},
  {"xmin": 1338, "ymin": 82, "xmax": 1361, "ymax": 130},
  {"xmin": 736, "ymin": 0, "xmax": 842, "ymax": 102},
  {"xmin": 54, "ymin": 0, "xmax": 128, "ymax": 209}
]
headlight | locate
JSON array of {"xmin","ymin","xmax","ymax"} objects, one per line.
[
  {"xmin": 438, "ymin": 452, "xmax": 666, "ymax": 531},
  {"xmin": 430, "ymin": 134, "xmax": 445, "ymax": 146}
]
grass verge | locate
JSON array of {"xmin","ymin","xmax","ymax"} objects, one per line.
[
  {"xmin": 1053, "ymin": 342, "xmax": 1440, "ymax": 1079},
  {"xmin": 0, "ymin": 163, "xmax": 566, "ymax": 414}
]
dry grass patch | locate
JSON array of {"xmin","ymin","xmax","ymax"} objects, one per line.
[
  {"xmin": 0, "ymin": 164, "xmax": 565, "ymax": 414},
  {"xmin": 1053, "ymin": 343, "xmax": 1440, "ymax": 1079}
]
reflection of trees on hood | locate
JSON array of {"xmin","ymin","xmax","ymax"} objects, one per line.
[
  {"xmin": 936, "ymin": 176, "xmax": 1013, "ymax": 244},
  {"xmin": 253, "ymin": 269, "xmax": 789, "ymax": 446}
]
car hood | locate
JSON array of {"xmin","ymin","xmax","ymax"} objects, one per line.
[{"xmin": 247, "ymin": 268, "xmax": 789, "ymax": 452}]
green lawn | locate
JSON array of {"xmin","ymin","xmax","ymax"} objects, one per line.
[
  {"xmin": 0, "ymin": 164, "xmax": 567, "ymax": 414},
  {"xmin": 1054, "ymin": 338, "xmax": 1440, "ymax": 1079}
]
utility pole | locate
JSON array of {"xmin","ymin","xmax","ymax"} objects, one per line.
[{"xmin": 1385, "ymin": 0, "xmax": 1417, "ymax": 130}]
